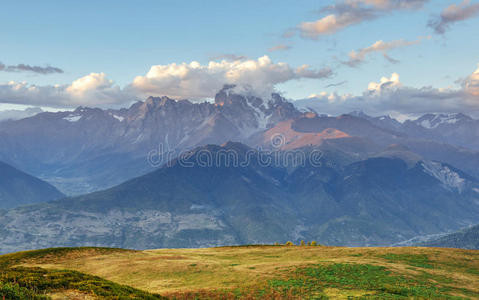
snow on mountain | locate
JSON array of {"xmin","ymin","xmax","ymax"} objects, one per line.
[
  {"xmin": 347, "ymin": 111, "xmax": 479, "ymax": 151},
  {"xmin": 347, "ymin": 111, "xmax": 403, "ymax": 131},
  {"xmin": 421, "ymin": 161, "xmax": 466, "ymax": 192},
  {"xmin": 214, "ymin": 85, "xmax": 300, "ymax": 137},
  {"xmin": 63, "ymin": 114, "xmax": 82, "ymax": 122},
  {"xmin": 414, "ymin": 113, "xmax": 472, "ymax": 129},
  {"xmin": 0, "ymin": 87, "xmax": 300, "ymax": 194},
  {"xmin": 108, "ymin": 112, "xmax": 124, "ymax": 122}
]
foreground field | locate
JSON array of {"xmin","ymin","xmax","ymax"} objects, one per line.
[{"xmin": 1, "ymin": 245, "xmax": 478, "ymax": 299}]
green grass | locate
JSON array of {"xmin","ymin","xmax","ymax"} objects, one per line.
[
  {"xmin": 379, "ymin": 253, "xmax": 435, "ymax": 269},
  {"xmin": 0, "ymin": 267, "xmax": 166, "ymax": 299},
  {"xmin": 0, "ymin": 248, "xmax": 164, "ymax": 299},
  {"xmin": 0, "ymin": 282, "xmax": 49, "ymax": 300},
  {"xmin": 349, "ymin": 253, "xmax": 363, "ymax": 257},
  {"xmin": 269, "ymin": 263, "xmax": 464, "ymax": 299},
  {"xmin": 0, "ymin": 247, "xmax": 132, "ymax": 268},
  {"xmin": 0, "ymin": 246, "xmax": 478, "ymax": 299}
]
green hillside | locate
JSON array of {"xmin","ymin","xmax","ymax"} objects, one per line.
[{"xmin": 0, "ymin": 246, "xmax": 478, "ymax": 299}]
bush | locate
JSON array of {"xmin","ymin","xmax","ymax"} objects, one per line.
[
  {"xmin": 285, "ymin": 241, "xmax": 294, "ymax": 246},
  {"xmin": 0, "ymin": 282, "xmax": 48, "ymax": 300},
  {"xmin": 310, "ymin": 241, "xmax": 318, "ymax": 246},
  {"xmin": 0, "ymin": 267, "xmax": 166, "ymax": 299}
]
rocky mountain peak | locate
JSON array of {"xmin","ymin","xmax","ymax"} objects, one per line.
[
  {"xmin": 213, "ymin": 85, "xmax": 301, "ymax": 132},
  {"xmin": 413, "ymin": 113, "xmax": 473, "ymax": 129},
  {"xmin": 145, "ymin": 96, "xmax": 179, "ymax": 107}
]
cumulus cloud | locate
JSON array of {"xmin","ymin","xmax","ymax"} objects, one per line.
[
  {"xmin": 343, "ymin": 38, "xmax": 423, "ymax": 67},
  {"xmin": 298, "ymin": 0, "xmax": 428, "ymax": 38},
  {"xmin": 429, "ymin": 0, "xmax": 479, "ymax": 34},
  {"xmin": 0, "ymin": 62, "xmax": 63, "ymax": 74},
  {"xmin": 130, "ymin": 55, "xmax": 333, "ymax": 100},
  {"xmin": 0, "ymin": 56, "xmax": 333, "ymax": 107},
  {"xmin": 268, "ymin": 44, "xmax": 292, "ymax": 52},
  {"xmin": 461, "ymin": 63, "xmax": 479, "ymax": 96},
  {"xmin": 296, "ymin": 65, "xmax": 479, "ymax": 116},
  {"xmin": 367, "ymin": 72, "xmax": 402, "ymax": 92},
  {"xmin": 0, "ymin": 73, "xmax": 129, "ymax": 108}
]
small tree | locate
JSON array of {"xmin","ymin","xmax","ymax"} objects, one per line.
[
  {"xmin": 285, "ymin": 241, "xmax": 294, "ymax": 246},
  {"xmin": 310, "ymin": 241, "xmax": 318, "ymax": 246},
  {"xmin": 300, "ymin": 240, "xmax": 306, "ymax": 246}
]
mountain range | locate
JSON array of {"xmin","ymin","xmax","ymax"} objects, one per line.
[
  {"xmin": 1, "ymin": 141, "xmax": 479, "ymax": 253},
  {"xmin": 1, "ymin": 98, "xmax": 479, "ymax": 198},
  {"xmin": 0, "ymin": 86, "xmax": 298, "ymax": 195},
  {"xmin": 2, "ymin": 87, "xmax": 479, "ymax": 196},
  {"xmin": 1, "ymin": 88, "xmax": 479, "ymax": 252}
]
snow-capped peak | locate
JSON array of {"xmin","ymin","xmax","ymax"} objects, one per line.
[{"xmin": 416, "ymin": 113, "xmax": 471, "ymax": 129}]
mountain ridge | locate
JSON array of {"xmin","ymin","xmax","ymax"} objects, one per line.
[
  {"xmin": 1, "ymin": 142, "xmax": 479, "ymax": 253},
  {"xmin": 0, "ymin": 88, "xmax": 300, "ymax": 195},
  {"xmin": 0, "ymin": 161, "xmax": 64, "ymax": 209},
  {"xmin": 412, "ymin": 224, "xmax": 479, "ymax": 249},
  {"xmin": 3, "ymin": 90, "xmax": 479, "ymax": 195}
]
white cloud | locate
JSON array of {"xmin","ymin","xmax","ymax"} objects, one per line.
[
  {"xmin": 67, "ymin": 73, "xmax": 112, "ymax": 96},
  {"xmin": 130, "ymin": 56, "xmax": 332, "ymax": 100},
  {"xmin": 367, "ymin": 72, "xmax": 401, "ymax": 92},
  {"xmin": 300, "ymin": 14, "xmax": 363, "ymax": 37},
  {"xmin": 296, "ymin": 65, "xmax": 479, "ymax": 116},
  {"xmin": 0, "ymin": 57, "xmax": 333, "ymax": 108},
  {"xmin": 429, "ymin": 0, "xmax": 479, "ymax": 34},
  {"xmin": 298, "ymin": 0, "xmax": 428, "ymax": 39},
  {"xmin": 462, "ymin": 63, "xmax": 479, "ymax": 96},
  {"xmin": 0, "ymin": 73, "xmax": 129, "ymax": 108},
  {"xmin": 344, "ymin": 38, "xmax": 424, "ymax": 67}
]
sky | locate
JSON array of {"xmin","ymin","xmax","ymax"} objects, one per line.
[{"xmin": 1, "ymin": 0, "xmax": 479, "ymax": 117}]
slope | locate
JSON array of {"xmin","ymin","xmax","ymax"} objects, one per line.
[
  {"xmin": 1, "ymin": 142, "xmax": 479, "ymax": 252},
  {"xmin": 418, "ymin": 224, "xmax": 479, "ymax": 250},
  {"xmin": 0, "ymin": 161, "xmax": 64, "ymax": 209},
  {"xmin": 0, "ymin": 246, "xmax": 478, "ymax": 299}
]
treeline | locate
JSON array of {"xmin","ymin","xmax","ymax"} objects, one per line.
[{"xmin": 275, "ymin": 241, "xmax": 321, "ymax": 246}]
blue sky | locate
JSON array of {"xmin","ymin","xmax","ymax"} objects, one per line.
[{"xmin": 1, "ymin": 0, "xmax": 479, "ymax": 116}]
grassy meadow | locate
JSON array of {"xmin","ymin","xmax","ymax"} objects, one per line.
[{"xmin": 0, "ymin": 245, "xmax": 478, "ymax": 299}]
